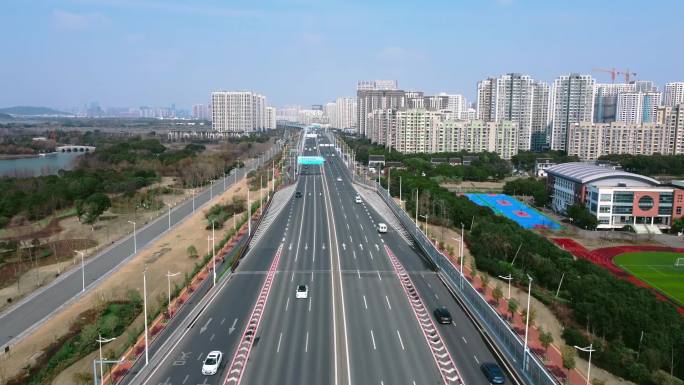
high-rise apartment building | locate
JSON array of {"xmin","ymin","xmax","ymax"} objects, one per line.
[
  {"xmin": 265, "ymin": 106, "xmax": 277, "ymax": 130},
  {"xmin": 425, "ymin": 93, "xmax": 468, "ymax": 119},
  {"xmin": 664, "ymin": 82, "xmax": 684, "ymax": 106},
  {"xmin": 332, "ymin": 97, "xmax": 357, "ymax": 129},
  {"xmin": 192, "ymin": 104, "xmax": 210, "ymax": 120},
  {"xmin": 549, "ymin": 74, "xmax": 595, "ymax": 151},
  {"xmin": 531, "ymin": 82, "xmax": 551, "ymax": 151},
  {"xmin": 357, "ymin": 80, "xmax": 405, "ymax": 136},
  {"xmin": 476, "ymin": 73, "xmax": 547, "ymax": 151},
  {"xmin": 593, "ymin": 83, "xmax": 635, "ymax": 123},
  {"xmin": 211, "ymin": 91, "xmax": 268, "ymax": 133},
  {"xmin": 616, "ymin": 92, "xmax": 662, "ymax": 124},
  {"xmin": 658, "ymin": 104, "xmax": 684, "ymax": 155},
  {"xmin": 437, "ymin": 120, "xmax": 519, "ymax": 159},
  {"xmin": 567, "ymin": 122, "xmax": 667, "ymax": 160}
]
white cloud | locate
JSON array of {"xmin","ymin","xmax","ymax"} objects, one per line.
[{"xmin": 52, "ymin": 9, "xmax": 110, "ymax": 30}]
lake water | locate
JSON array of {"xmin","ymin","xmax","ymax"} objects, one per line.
[{"xmin": 0, "ymin": 152, "xmax": 83, "ymax": 177}]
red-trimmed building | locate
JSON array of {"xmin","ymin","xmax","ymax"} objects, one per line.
[{"xmin": 546, "ymin": 163, "xmax": 683, "ymax": 232}]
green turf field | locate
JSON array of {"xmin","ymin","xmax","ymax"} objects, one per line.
[{"xmin": 613, "ymin": 251, "xmax": 684, "ymax": 306}]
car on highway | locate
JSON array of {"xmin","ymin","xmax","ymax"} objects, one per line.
[
  {"xmin": 201, "ymin": 351, "xmax": 223, "ymax": 375},
  {"xmin": 433, "ymin": 306, "xmax": 452, "ymax": 324},
  {"xmin": 336, "ymin": 177, "xmax": 342, "ymax": 182},
  {"xmin": 355, "ymin": 195, "xmax": 362, "ymax": 204},
  {"xmin": 296, "ymin": 284, "xmax": 309, "ymax": 299},
  {"xmin": 377, "ymin": 223, "xmax": 387, "ymax": 233},
  {"xmin": 295, "ymin": 191, "xmax": 302, "ymax": 198},
  {"xmin": 480, "ymin": 362, "xmax": 505, "ymax": 384}
]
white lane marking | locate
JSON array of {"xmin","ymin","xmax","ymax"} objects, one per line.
[
  {"xmin": 305, "ymin": 331, "xmax": 310, "ymax": 353},
  {"xmin": 434, "ymin": 293, "xmax": 439, "ymax": 300},
  {"xmin": 209, "ymin": 333, "xmax": 215, "ymax": 341},
  {"xmin": 363, "ymin": 295, "xmax": 367, "ymax": 309},
  {"xmin": 364, "ymin": 235, "xmax": 368, "ymax": 243},
  {"xmin": 221, "ymin": 317, "xmax": 226, "ymax": 325},
  {"xmin": 473, "ymin": 355, "xmax": 480, "ymax": 364},
  {"xmin": 377, "ymin": 271, "xmax": 382, "ymax": 281},
  {"xmin": 462, "ymin": 336, "xmax": 468, "ymax": 344},
  {"xmin": 347, "ymin": 223, "xmax": 350, "ymax": 229},
  {"xmin": 385, "ymin": 295, "xmax": 392, "ymax": 310},
  {"xmin": 353, "ymin": 250, "xmax": 356, "ymax": 259},
  {"xmin": 277, "ymin": 332, "xmax": 283, "ymax": 353},
  {"xmin": 357, "ymin": 269, "xmax": 361, "ymax": 279},
  {"xmin": 369, "ymin": 251, "xmax": 373, "ymax": 260},
  {"xmin": 427, "ymin": 282, "xmax": 432, "ymax": 288},
  {"xmin": 197, "ymin": 352, "xmax": 203, "ymax": 360},
  {"xmin": 311, "ymin": 271, "xmax": 314, "ymax": 281},
  {"xmin": 396, "ymin": 330, "xmax": 405, "ymax": 350},
  {"xmin": 309, "ymin": 298, "xmax": 312, "ymax": 312},
  {"xmin": 360, "ymin": 224, "xmax": 363, "ymax": 230},
  {"xmin": 370, "ymin": 330, "xmax": 376, "ymax": 350},
  {"xmin": 285, "ymin": 297, "xmax": 290, "ymax": 312},
  {"xmin": 182, "ymin": 374, "xmax": 189, "ymax": 384},
  {"xmin": 291, "ymin": 271, "xmax": 295, "ymax": 282}
]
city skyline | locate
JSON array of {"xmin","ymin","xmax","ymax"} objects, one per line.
[{"xmin": 2, "ymin": 0, "xmax": 683, "ymax": 109}]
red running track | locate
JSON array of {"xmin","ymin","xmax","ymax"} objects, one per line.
[{"xmin": 552, "ymin": 238, "xmax": 684, "ymax": 316}]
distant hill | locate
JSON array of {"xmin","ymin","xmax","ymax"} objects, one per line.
[
  {"xmin": 0, "ymin": 113, "xmax": 12, "ymax": 120},
  {"xmin": 0, "ymin": 106, "xmax": 72, "ymax": 116}
]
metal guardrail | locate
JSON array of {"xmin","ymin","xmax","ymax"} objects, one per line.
[{"xmin": 346, "ymin": 172, "xmax": 559, "ymax": 385}]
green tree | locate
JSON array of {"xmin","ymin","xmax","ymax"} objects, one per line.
[
  {"xmin": 561, "ymin": 346, "xmax": 576, "ymax": 382},
  {"xmin": 492, "ymin": 284, "xmax": 504, "ymax": 305},
  {"xmin": 78, "ymin": 192, "xmax": 111, "ymax": 224},
  {"xmin": 507, "ymin": 298, "xmax": 519, "ymax": 321},
  {"xmin": 538, "ymin": 328, "xmax": 554, "ymax": 360},
  {"xmin": 566, "ymin": 203, "xmax": 598, "ymax": 230},
  {"xmin": 522, "ymin": 306, "xmax": 537, "ymax": 328},
  {"xmin": 187, "ymin": 244, "xmax": 198, "ymax": 258},
  {"xmin": 480, "ymin": 273, "xmax": 490, "ymax": 294}
]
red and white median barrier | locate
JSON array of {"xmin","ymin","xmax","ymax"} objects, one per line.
[
  {"xmin": 223, "ymin": 243, "xmax": 284, "ymax": 385},
  {"xmin": 384, "ymin": 245, "xmax": 464, "ymax": 385}
]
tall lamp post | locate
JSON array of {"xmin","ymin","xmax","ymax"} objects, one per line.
[
  {"xmin": 523, "ymin": 274, "xmax": 533, "ymax": 370},
  {"xmin": 166, "ymin": 271, "xmax": 180, "ymax": 312},
  {"xmin": 574, "ymin": 343, "xmax": 595, "ymax": 385},
  {"xmin": 142, "ymin": 267, "xmax": 149, "ymax": 366},
  {"xmin": 419, "ymin": 214, "xmax": 430, "ymax": 238},
  {"xmin": 211, "ymin": 221, "xmax": 216, "ymax": 286},
  {"xmin": 77, "ymin": 250, "xmax": 85, "ymax": 292},
  {"xmin": 127, "ymin": 221, "xmax": 137, "ymax": 254},
  {"xmin": 96, "ymin": 334, "xmax": 116, "ymax": 384},
  {"xmin": 498, "ymin": 274, "xmax": 513, "ymax": 299},
  {"xmin": 165, "ymin": 202, "xmax": 171, "ymax": 229}
]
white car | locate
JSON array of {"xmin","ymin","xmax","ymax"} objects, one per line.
[
  {"xmin": 202, "ymin": 351, "xmax": 223, "ymax": 375},
  {"xmin": 296, "ymin": 284, "xmax": 309, "ymax": 299},
  {"xmin": 377, "ymin": 223, "xmax": 388, "ymax": 233},
  {"xmin": 336, "ymin": 177, "xmax": 342, "ymax": 182},
  {"xmin": 355, "ymin": 195, "xmax": 362, "ymax": 204}
]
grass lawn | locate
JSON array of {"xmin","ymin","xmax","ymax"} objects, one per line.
[{"xmin": 614, "ymin": 251, "xmax": 684, "ymax": 306}]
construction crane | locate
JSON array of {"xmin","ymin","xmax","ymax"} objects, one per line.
[{"xmin": 593, "ymin": 68, "xmax": 637, "ymax": 83}]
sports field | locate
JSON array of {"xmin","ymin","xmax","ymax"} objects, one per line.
[
  {"xmin": 613, "ymin": 251, "xmax": 684, "ymax": 306},
  {"xmin": 464, "ymin": 193, "xmax": 560, "ymax": 230}
]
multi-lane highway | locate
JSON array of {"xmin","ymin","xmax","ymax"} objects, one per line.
[
  {"xmin": 0, "ymin": 143, "xmax": 281, "ymax": 350},
  {"xmin": 133, "ymin": 131, "xmax": 509, "ymax": 385}
]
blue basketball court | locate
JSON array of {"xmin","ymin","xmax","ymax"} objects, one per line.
[{"xmin": 464, "ymin": 193, "xmax": 560, "ymax": 230}]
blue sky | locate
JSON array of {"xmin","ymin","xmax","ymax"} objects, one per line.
[{"xmin": 1, "ymin": 0, "xmax": 682, "ymax": 110}]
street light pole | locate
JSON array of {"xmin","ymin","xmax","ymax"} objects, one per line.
[
  {"xmin": 77, "ymin": 250, "xmax": 85, "ymax": 292},
  {"xmin": 399, "ymin": 176, "xmax": 402, "ymax": 208},
  {"xmin": 166, "ymin": 271, "xmax": 179, "ymax": 312},
  {"xmin": 166, "ymin": 202, "xmax": 171, "ymax": 229},
  {"xmin": 211, "ymin": 221, "xmax": 216, "ymax": 286},
  {"xmin": 415, "ymin": 189, "xmax": 419, "ymax": 227},
  {"xmin": 247, "ymin": 187, "xmax": 251, "ymax": 236},
  {"xmin": 498, "ymin": 274, "xmax": 513, "ymax": 299},
  {"xmin": 142, "ymin": 268, "xmax": 149, "ymax": 366},
  {"xmin": 96, "ymin": 334, "xmax": 116, "ymax": 384},
  {"xmin": 128, "ymin": 221, "xmax": 136, "ymax": 254},
  {"xmin": 523, "ymin": 274, "xmax": 533, "ymax": 370},
  {"xmin": 574, "ymin": 344, "xmax": 595, "ymax": 385}
]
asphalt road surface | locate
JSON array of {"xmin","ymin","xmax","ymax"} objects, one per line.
[{"xmin": 133, "ymin": 132, "xmax": 506, "ymax": 385}]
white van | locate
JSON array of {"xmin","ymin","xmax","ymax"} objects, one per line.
[{"xmin": 377, "ymin": 223, "xmax": 387, "ymax": 233}]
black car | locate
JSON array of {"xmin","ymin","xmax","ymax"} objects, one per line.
[
  {"xmin": 433, "ymin": 307, "xmax": 452, "ymax": 324},
  {"xmin": 480, "ymin": 362, "xmax": 505, "ymax": 384},
  {"xmin": 295, "ymin": 191, "xmax": 302, "ymax": 198}
]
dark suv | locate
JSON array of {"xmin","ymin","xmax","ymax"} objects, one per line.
[
  {"xmin": 433, "ymin": 307, "xmax": 452, "ymax": 324},
  {"xmin": 480, "ymin": 362, "xmax": 505, "ymax": 384},
  {"xmin": 295, "ymin": 191, "xmax": 302, "ymax": 198}
]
